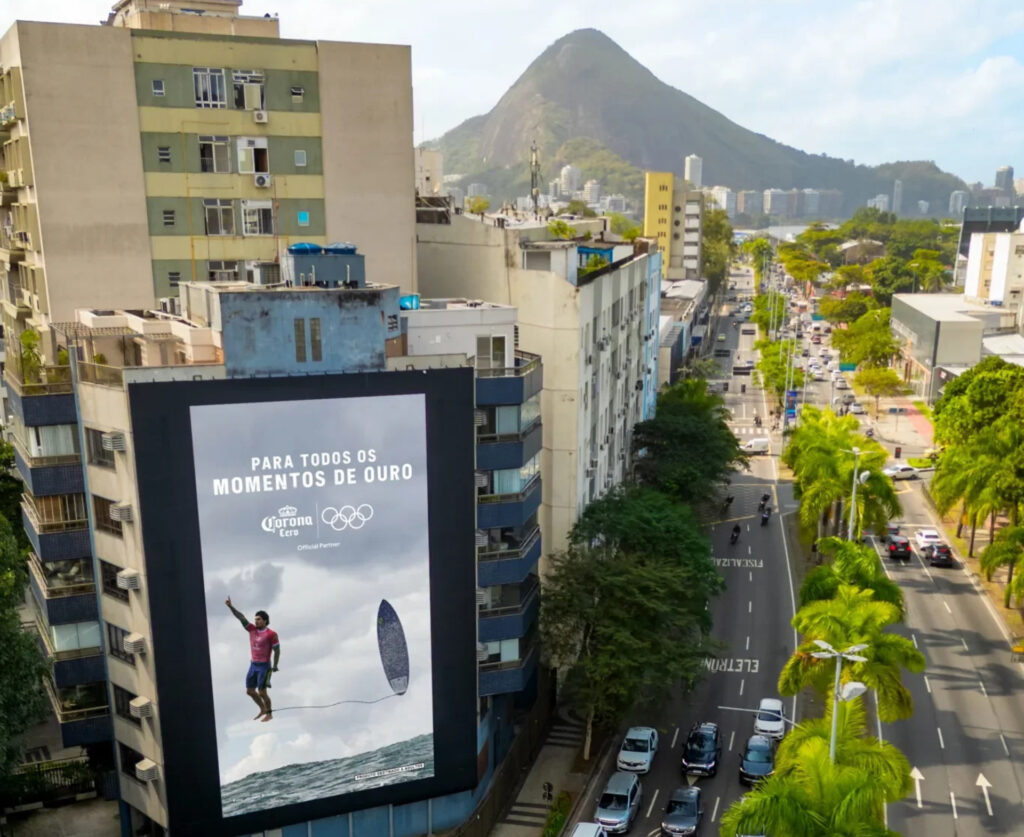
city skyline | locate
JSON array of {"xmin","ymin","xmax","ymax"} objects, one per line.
[{"xmin": 6, "ymin": 0, "xmax": 1022, "ymax": 185}]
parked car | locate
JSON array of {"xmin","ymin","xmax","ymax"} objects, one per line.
[
  {"xmin": 572, "ymin": 825, "xmax": 608, "ymax": 837},
  {"xmin": 660, "ymin": 786, "xmax": 703, "ymax": 835},
  {"xmin": 594, "ymin": 772, "xmax": 642, "ymax": 834},
  {"xmin": 617, "ymin": 726, "xmax": 659, "ymax": 774},
  {"xmin": 753, "ymin": 698, "xmax": 786, "ymax": 739},
  {"xmin": 738, "ymin": 734, "xmax": 776, "ymax": 786},
  {"xmin": 914, "ymin": 529, "xmax": 942, "ymax": 551},
  {"xmin": 850, "ymin": 402, "xmax": 866, "ymax": 415},
  {"xmin": 923, "ymin": 543, "xmax": 955, "ymax": 567},
  {"xmin": 887, "ymin": 535, "xmax": 912, "ymax": 562},
  {"xmin": 883, "ymin": 464, "xmax": 917, "ymax": 481},
  {"xmin": 682, "ymin": 722, "xmax": 722, "ymax": 776}
]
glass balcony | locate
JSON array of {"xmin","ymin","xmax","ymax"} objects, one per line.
[
  {"xmin": 477, "ymin": 476, "xmax": 542, "ymax": 530},
  {"xmin": 476, "ymin": 350, "xmax": 542, "ymax": 406},
  {"xmin": 479, "ymin": 576, "xmax": 540, "ymax": 643},
  {"xmin": 27, "ymin": 553, "xmax": 97, "ymax": 627},
  {"xmin": 479, "ymin": 634, "xmax": 539, "ymax": 697},
  {"xmin": 43, "ymin": 678, "xmax": 112, "ymax": 748}
]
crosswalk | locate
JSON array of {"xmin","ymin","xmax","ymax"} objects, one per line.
[{"xmin": 731, "ymin": 425, "xmax": 770, "ymax": 436}]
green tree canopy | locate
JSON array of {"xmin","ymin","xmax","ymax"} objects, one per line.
[
  {"xmin": 854, "ymin": 366, "xmax": 904, "ymax": 414},
  {"xmin": 818, "ymin": 292, "xmax": 874, "ymax": 325},
  {"xmin": 606, "ymin": 212, "xmax": 640, "ymax": 240},
  {"xmin": 467, "ymin": 196, "xmax": 490, "ymax": 214},
  {"xmin": 700, "ymin": 207, "xmax": 735, "ymax": 294},
  {"xmin": 831, "ymin": 308, "xmax": 899, "ymax": 368},
  {"xmin": 742, "ymin": 237, "xmax": 773, "ymax": 281},
  {"xmin": 865, "ymin": 256, "xmax": 914, "ymax": 304},
  {"xmin": 547, "ymin": 218, "xmax": 577, "ymax": 240},
  {"xmin": 565, "ymin": 199, "xmax": 597, "ymax": 218}
]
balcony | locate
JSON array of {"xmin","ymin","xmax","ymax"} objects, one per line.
[
  {"xmin": 5, "ymin": 366, "xmax": 76, "ymax": 426},
  {"xmin": 479, "ymin": 577, "xmax": 540, "ymax": 643},
  {"xmin": 12, "ymin": 437, "xmax": 84, "ymax": 496},
  {"xmin": 0, "ymin": 222, "xmax": 24, "ymax": 262},
  {"xmin": 476, "ymin": 351, "xmax": 542, "ymax": 406},
  {"xmin": 76, "ymin": 362, "xmax": 124, "ymax": 389},
  {"xmin": 477, "ymin": 527, "xmax": 541, "ymax": 587},
  {"xmin": 43, "ymin": 678, "xmax": 112, "ymax": 748},
  {"xmin": 27, "ymin": 553, "xmax": 97, "ymax": 627},
  {"xmin": 479, "ymin": 637, "xmax": 539, "ymax": 697},
  {"xmin": 476, "ymin": 418, "xmax": 543, "ymax": 472},
  {"xmin": 477, "ymin": 476, "xmax": 542, "ymax": 530},
  {"xmin": 22, "ymin": 501, "xmax": 91, "ymax": 562}
]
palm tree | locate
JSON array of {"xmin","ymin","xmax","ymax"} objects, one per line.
[
  {"xmin": 800, "ymin": 537, "xmax": 904, "ymax": 618},
  {"xmin": 779, "ymin": 585, "xmax": 925, "ymax": 721},
  {"xmin": 981, "ymin": 525, "xmax": 1024, "ymax": 607}
]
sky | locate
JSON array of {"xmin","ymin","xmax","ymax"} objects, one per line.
[{"xmin": 6, "ymin": 1, "xmax": 1022, "ymax": 184}]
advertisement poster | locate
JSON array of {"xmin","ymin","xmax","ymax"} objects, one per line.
[{"xmin": 189, "ymin": 394, "xmax": 434, "ymax": 818}]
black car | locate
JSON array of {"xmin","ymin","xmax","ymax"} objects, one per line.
[
  {"xmin": 887, "ymin": 535, "xmax": 912, "ymax": 562},
  {"xmin": 738, "ymin": 734, "xmax": 775, "ymax": 786},
  {"xmin": 923, "ymin": 543, "xmax": 955, "ymax": 567},
  {"xmin": 682, "ymin": 722, "xmax": 721, "ymax": 776}
]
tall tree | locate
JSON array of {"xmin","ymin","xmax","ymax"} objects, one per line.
[
  {"xmin": 800, "ymin": 537, "xmax": 905, "ymax": 618},
  {"xmin": 831, "ymin": 308, "xmax": 899, "ymax": 368},
  {"xmin": 700, "ymin": 207, "xmax": 735, "ymax": 294},
  {"xmin": 854, "ymin": 367, "xmax": 904, "ymax": 415}
]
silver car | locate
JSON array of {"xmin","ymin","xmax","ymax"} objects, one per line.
[
  {"xmin": 594, "ymin": 771, "xmax": 642, "ymax": 834},
  {"xmin": 616, "ymin": 726, "xmax": 659, "ymax": 773}
]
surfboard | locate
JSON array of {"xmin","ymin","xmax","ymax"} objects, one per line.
[{"xmin": 377, "ymin": 599, "xmax": 409, "ymax": 696}]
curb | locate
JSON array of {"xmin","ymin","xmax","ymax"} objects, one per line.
[{"xmin": 560, "ymin": 736, "xmax": 617, "ymax": 835}]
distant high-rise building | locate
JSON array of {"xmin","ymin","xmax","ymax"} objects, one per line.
[
  {"xmin": 583, "ymin": 179, "xmax": 601, "ymax": 203},
  {"xmin": 949, "ymin": 190, "xmax": 969, "ymax": 215},
  {"xmin": 785, "ymin": 189, "xmax": 802, "ymax": 217},
  {"xmin": 549, "ymin": 179, "xmax": 561, "ymax": 199},
  {"xmin": 995, "ymin": 166, "xmax": 1015, "ymax": 193},
  {"xmin": 684, "ymin": 154, "xmax": 703, "ymax": 188},
  {"xmin": 708, "ymin": 186, "xmax": 736, "ymax": 217},
  {"xmin": 868, "ymin": 194, "xmax": 890, "ymax": 212},
  {"xmin": 604, "ymin": 194, "xmax": 627, "ymax": 213},
  {"xmin": 467, "ymin": 182, "xmax": 488, "ymax": 198},
  {"xmin": 737, "ymin": 190, "xmax": 761, "ymax": 216},
  {"xmin": 560, "ymin": 164, "xmax": 581, "ymax": 195},
  {"xmin": 414, "ymin": 149, "xmax": 443, "ymax": 196},
  {"xmin": 643, "ymin": 171, "xmax": 703, "ymax": 279},
  {"xmin": 801, "ymin": 189, "xmax": 821, "ymax": 218},
  {"xmin": 446, "ymin": 185, "xmax": 465, "ymax": 207},
  {"xmin": 892, "ymin": 179, "xmax": 903, "ymax": 215},
  {"xmin": 1015, "ymin": 178, "xmax": 1024, "ymax": 197},
  {"xmin": 763, "ymin": 188, "xmax": 788, "ymax": 216},
  {"xmin": 917, "ymin": 200, "xmax": 930, "ymax": 215},
  {"xmin": 818, "ymin": 189, "xmax": 844, "ymax": 217}
]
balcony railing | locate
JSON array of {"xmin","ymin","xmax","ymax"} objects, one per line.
[
  {"xmin": 477, "ymin": 476, "xmax": 540, "ymax": 506},
  {"xmin": 43, "ymin": 678, "xmax": 109, "ymax": 723},
  {"xmin": 27, "ymin": 603, "xmax": 101, "ymax": 663},
  {"xmin": 27, "ymin": 553, "xmax": 94, "ymax": 599},
  {"xmin": 476, "ymin": 417, "xmax": 541, "ymax": 445},
  {"xmin": 21, "ymin": 498, "xmax": 88, "ymax": 535},
  {"xmin": 479, "ymin": 577, "xmax": 539, "ymax": 618},
  {"xmin": 11, "ymin": 434, "xmax": 82, "ymax": 468},
  {"xmin": 475, "ymin": 350, "xmax": 541, "ymax": 379},
  {"xmin": 479, "ymin": 636, "xmax": 539, "ymax": 673},
  {"xmin": 477, "ymin": 527, "xmax": 540, "ymax": 562},
  {"xmin": 4, "ymin": 364, "xmax": 72, "ymax": 396},
  {"xmin": 76, "ymin": 362, "xmax": 124, "ymax": 389}
]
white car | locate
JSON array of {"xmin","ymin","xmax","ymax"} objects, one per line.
[
  {"xmin": 883, "ymin": 464, "xmax": 918, "ymax": 481},
  {"xmin": 850, "ymin": 403, "xmax": 866, "ymax": 415},
  {"xmin": 813, "ymin": 370, "xmax": 827, "ymax": 381},
  {"xmin": 915, "ymin": 529, "xmax": 942, "ymax": 551},
  {"xmin": 835, "ymin": 379, "xmax": 849, "ymax": 390},
  {"xmin": 753, "ymin": 698, "xmax": 786, "ymax": 740},
  {"xmin": 616, "ymin": 726, "xmax": 659, "ymax": 773}
]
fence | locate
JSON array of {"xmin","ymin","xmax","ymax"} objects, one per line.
[{"xmin": 0, "ymin": 757, "xmax": 95, "ymax": 810}]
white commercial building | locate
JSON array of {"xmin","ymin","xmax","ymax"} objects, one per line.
[
  {"xmin": 414, "ymin": 148, "xmax": 444, "ymax": 196},
  {"xmin": 708, "ymin": 186, "xmax": 736, "ymax": 217},
  {"xmin": 684, "ymin": 154, "xmax": 703, "ymax": 189},
  {"xmin": 583, "ymin": 179, "xmax": 601, "ymax": 204},
  {"xmin": 560, "ymin": 164, "xmax": 582, "ymax": 195}
]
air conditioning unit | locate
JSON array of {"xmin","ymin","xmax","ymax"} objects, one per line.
[
  {"xmin": 252, "ymin": 109, "xmax": 269, "ymax": 124},
  {"xmin": 109, "ymin": 503, "xmax": 134, "ymax": 522},
  {"xmin": 475, "ymin": 589, "xmax": 488, "ymax": 606},
  {"xmin": 254, "ymin": 173, "xmax": 272, "ymax": 189},
  {"xmin": 134, "ymin": 759, "xmax": 160, "ymax": 783},
  {"xmin": 474, "ymin": 472, "xmax": 488, "ymax": 489},
  {"xmin": 476, "ymin": 643, "xmax": 489, "ymax": 662},
  {"xmin": 100, "ymin": 431, "xmax": 127, "ymax": 452},
  {"xmin": 123, "ymin": 633, "xmax": 147, "ymax": 655},
  {"xmin": 116, "ymin": 568, "xmax": 141, "ymax": 590},
  {"xmin": 473, "ymin": 410, "xmax": 488, "ymax": 427},
  {"xmin": 474, "ymin": 530, "xmax": 488, "ymax": 548},
  {"xmin": 129, "ymin": 696, "xmax": 154, "ymax": 719},
  {"xmin": 158, "ymin": 296, "xmax": 181, "ymax": 315}
]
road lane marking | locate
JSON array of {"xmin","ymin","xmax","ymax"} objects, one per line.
[
  {"xmin": 747, "ymin": 545, "xmax": 752, "ymax": 555},
  {"xmin": 739, "ymin": 678, "xmax": 745, "ymax": 696},
  {"xmin": 671, "ymin": 727, "xmax": 679, "ymax": 748},
  {"xmin": 1001, "ymin": 734, "xmax": 1010, "ymax": 757},
  {"xmin": 937, "ymin": 727, "xmax": 945, "ymax": 749},
  {"xmin": 748, "ymin": 600, "xmax": 752, "ymax": 613},
  {"xmin": 745, "ymin": 635, "xmax": 750, "ymax": 650},
  {"xmin": 728, "ymin": 730, "xmax": 735, "ymax": 751},
  {"xmin": 645, "ymin": 788, "xmax": 659, "ymax": 819},
  {"xmin": 924, "ymin": 675, "xmax": 932, "ymax": 694},
  {"xmin": 911, "ymin": 633, "xmax": 918, "ymax": 649},
  {"xmin": 711, "ymin": 796, "xmax": 720, "ymax": 822},
  {"xmin": 943, "ymin": 600, "xmax": 952, "ymax": 614},
  {"xmin": 950, "ymin": 791, "xmax": 958, "ymax": 819},
  {"xmin": 749, "ymin": 571, "xmax": 753, "ymax": 582},
  {"xmin": 979, "ymin": 680, "xmax": 987, "ymax": 697},
  {"xmin": 910, "ymin": 767, "xmax": 924, "ymax": 808},
  {"xmin": 961, "ymin": 637, "xmax": 969, "ymax": 651}
]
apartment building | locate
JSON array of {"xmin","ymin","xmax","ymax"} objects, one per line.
[
  {"xmin": 37, "ymin": 246, "xmax": 541, "ymax": 834},
  {"xmin": 643, "ymin": 171, "xmax": 704, "ymax": 280},
  {"xmin": 416, "ymin": 210, "xmax": 660, "ymax": 560}
]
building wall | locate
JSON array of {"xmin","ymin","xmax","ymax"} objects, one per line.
[
  {"xmin": 404, "ymin": 306, "xmax": 515, "ymax": 359},
  {"xmin": 643, "ymin": 172, "xmax": 674, "ymax": 277},
  {"xmin": 13, "ymin": 22, "xmax": 156, "ymax": 320},
  {"xmin": 319, "ymin": 41, "xmax": 416, "ymax": 294},
  {"xmin": 935, "ymin": 320, "xmax": 983, "ymax": 367}
]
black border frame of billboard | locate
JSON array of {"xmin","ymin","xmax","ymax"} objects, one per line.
[{"xmin": 127, "ymin": 368, "xmax": 478, "ymax": 835}]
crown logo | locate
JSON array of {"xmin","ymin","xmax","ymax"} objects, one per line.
[{"xmin": 278, "ymin": 505, "xmax": 298, "ymax": 516}]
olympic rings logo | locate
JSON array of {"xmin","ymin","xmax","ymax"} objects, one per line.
[{"xmin": 321, "ymin": 504, "xmax": 374, "ymax": 531}]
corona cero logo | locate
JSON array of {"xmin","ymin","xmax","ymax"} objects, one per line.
[
  {"xmin": 321, "ymin": 504, "xmax": 374, "ymax": 532},
  {"xmin": 261, "ymin": 505, "xmax": 314, "ymax": 539}
]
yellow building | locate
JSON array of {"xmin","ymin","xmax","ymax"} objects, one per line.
[{"xmin": 642, "ymin": 171, "xmax": 703, "ymax": 280}]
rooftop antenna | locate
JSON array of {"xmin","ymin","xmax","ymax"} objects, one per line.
[{"xmin": 530, "ymin": 140, "xmax": 540, "ymax": 219}]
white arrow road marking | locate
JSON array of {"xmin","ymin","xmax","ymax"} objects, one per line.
[
  {"xmin": 645, "ymin": 788, "xmax": 659, "ymax": 819},
  {"xmin": 976, "ymin": 774, "xmax": 993, "ymax": 816},
  {"xmin": 909, "ymin": 767, "xmax": 924, "ymax": 808},
  {"xmin": 711, "ymin": 796, "xmax": 720, "ymax": 822}
]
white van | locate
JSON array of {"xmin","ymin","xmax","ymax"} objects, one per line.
[
  {"xmin": 571, "ymin": 824, "xmax": 608, "ymax": 837},
  {"xmin": 742, "ymin": 437, "xmax": 771, "ymax": 454}
]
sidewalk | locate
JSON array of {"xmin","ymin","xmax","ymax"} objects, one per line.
[
  {"xmin": 490, "ymin": 712, "xmax": 608, "ymax": 837},
  {"xmin": 859, "ymin": 395, "xmax": 933, "ymax": 456}
]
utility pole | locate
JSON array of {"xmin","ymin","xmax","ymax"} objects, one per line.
[{"xmin": 530, "ymin": 140, "xmax": 540, "ymax": 218}]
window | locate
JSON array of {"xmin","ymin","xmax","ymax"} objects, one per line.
[
  {"xmin": 242, "ymin": 201, "xmax": 274, "ymax": 235},
  {"xmin": 25, "ymin": 492, "xmax": 86, "ymax": 526},
  {"xmin": 118, "ymin": 742, "xmax": 145, "ymax": 779},
  {"xmin": 151, "ymin": 79, "xmax": 165, "ymax": 97},
  {"xmin": 232, "ymin": 70, "xmax": 265, "ymax": 110},
  {"xmin": 162, "ymin": 209, "xmax": 175, "ymax": 228},
  {"xmin": 290, "ymin": 85, "xmax": 305, "ymax": 103},
  {"xmin": 157, "ymin": 146, "xmax": 171, "ymax": 164},
  {"xmin": 85, "ymin": 428, "xmax": 115, "ymax": 468},
  {"xmin": 310, "ymin": 317, "xmax": 322, "ymax": 362},
  {"xmin": 193, "ymin": 67, "xmax": 227, "ymax": 108},
  {"xmin": 50, "ymin": 620, "xmax": 100, "ymax": 654},
  {"xmin": 93, "ymin": 495, "xmax": 122, "ymax": 537},
  {"xmin": 100, "ymin": 559, "xmax": 129, "ymax": 603},
  {"xmin": 203, "ymin": 199, "xmax": 234, "ymax": 235},
  {"xmin": 294, "ymin": 149, "xmax": 307, "ymax": 167},
  {"xmin": 294, "ymin": 318, "xmax": 307, "ymax": 362},
  {"xmin": 659, "ymin": 184, "xmax": 668, "ymax": 192},
  {"xmin": 208, "ymin": 260, "xmax": 238, "ymax": 282},
  {"xmin": 297, "ymin": 210, "xmax": 310, "ymax": 227},
  {"xmin": 168, "ymin": 272, "xmax": 181, "ymax": 287},
  {"xmin": 475, "ymin": 335, "xmax": 506, "ymax": 370},
  {"xmin": 107, "ymin": 622, "xmax": 135, "ymax": 665},
  {"xmin": 198, "ymin": 135, "xmax": 230, "ymax": 173},
  {"xmin": 113, "ymin": 684, "xmax": 141, "ymax": 726},
  {"xmin": 236, "ymin": 137, "xmax": 269, "ymax": 174}
]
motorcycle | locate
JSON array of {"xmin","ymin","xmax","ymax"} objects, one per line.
[
  {"xmin": 729, "ymin": 526, "xmax": 741, "ymax": 544},
  {"xmin": 865, "ymin": 427, "xmax": 875, "ymax": 438},
  {"xmin": 758, "ymin": 494, "xmax": 770, "ymax": 512},
  {"xmin": 760, "ymin": 508, "xmax": 772, "ymax": 527}
]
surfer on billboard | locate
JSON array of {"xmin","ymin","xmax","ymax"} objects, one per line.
[{"xmin": 225, "ymin": 597, "xmax": 281, "ymax": 722}]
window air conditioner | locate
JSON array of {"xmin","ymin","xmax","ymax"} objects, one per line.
[
  {"xmin": 100, "ymin": 431, "xmax": 127, "ymax": 452},
  {"xmin": 252, "ymin": 109, "xmax": 269, "ymax": 124},
  {"xmin": 474, "ymin": 472, "xmax": 488, "ymax": 489},
  {"xmin": 129, "ymin": 696, "xmax": 154, "ymax": 719},
  {"xmin": 109, "ymin": 503, "xmax": 134, "ymax": 522},
  {"xmin": 475, "ymin": 589, "xmax": 488, "ymax": 606},
  {"xmin": 476, "ymin": 643, "xmax": 489, "ymax": 662},
  {"xmin": 116, "ymin": 568, "xmax": 141, "ymax": 590},
  {"xmin": 474, "ymin": 530, "xmax": 488, "ymax": 548},
  {"xmin": 473, "ymin": 410, "xmax": 487, "ymax": 427},
  {"xmin": 135, "ymin": 759, "xmax": 159, "ymax": 783},
  {"xmin": 254, "ymin": 173, "xmax": 272, "ymax": 189},
  {"xmin": 123, "ymin": 633, "xmax": 147, "ymax": 655}
]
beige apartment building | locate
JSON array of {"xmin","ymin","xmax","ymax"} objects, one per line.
[{"xmin": 642, "ymin": 171, "xmax": 703, "ymax": 280}]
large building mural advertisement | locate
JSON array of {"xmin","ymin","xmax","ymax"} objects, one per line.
[{"xmin": 189, "ymin": 394, "xmax": 434, "ymax": 817}]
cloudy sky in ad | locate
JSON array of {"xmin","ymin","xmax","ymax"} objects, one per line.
[
  {"xmin": 5, "ymin": 0, "xmax": 1022, "ymax": 184},
  {"xmin": 190, "ymin": 394, "xmax": 433, "ymax": 807}
]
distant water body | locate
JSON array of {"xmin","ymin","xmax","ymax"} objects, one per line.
[{"xmin": 222, "ymin": 733, "xmax": 434, "ymax": 818}]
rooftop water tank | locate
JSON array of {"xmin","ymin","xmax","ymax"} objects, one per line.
[
  {"xmin": 288, "ymin": 242, "xmax": 323, "ymax": 254},
  {"xmin": 325, "ymin": 242, "xmax": 358, "ymax": 255}
]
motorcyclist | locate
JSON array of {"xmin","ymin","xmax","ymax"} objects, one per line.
[
  {"xmin": 758, "ymin": 493, "xmax": 770, "ymax": 511},
  {"xmin": 730, "ymin": 524, "xmax": 741, "ymax": 543},
  {"xmin": 761, "ymin": 506, "xmax": 772, "ymax": 526},
  {"xmin": 722, "ymin": 494, "xmax": 735, "ymax": 512}
]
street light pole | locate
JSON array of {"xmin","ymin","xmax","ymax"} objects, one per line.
[
  {"xmin": 810, "ymin": 641, "xmax": 868, "ymax": 763},
  {"xmin": 847, "ymin": 446, "xmax": 861, "ymax": 541}
]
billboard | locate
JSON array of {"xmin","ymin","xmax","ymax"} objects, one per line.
[{"xmin": 129, "ymin": 370, "xmax": 477, "ymax": 835}]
